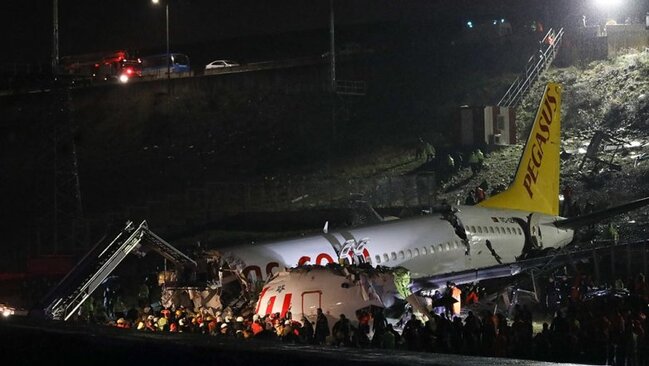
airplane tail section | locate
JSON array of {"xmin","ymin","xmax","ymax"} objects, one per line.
[{"xmin": 479, "ymin": 83, "xmax": 562, "ymax": 216}]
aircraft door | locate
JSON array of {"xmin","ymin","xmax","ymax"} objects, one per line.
[
  {"xmin": 338, "ymin": 238, "xmax": 371, "ymax": 265},
  {"xmin": 353, "ymin": 238, "xmax": 371, "ymax": 264},
  {"xmin": 339, "ymin": 239, "xmax": 355, "ymax": 265},
  {"xmin": 513, "ymin": 213, "xmax": 543, "ymax": 258},
  {"xmin": 528, "ymin": 213, "xmax": 543, "ymax": 249},
  {"xmin": 302, "ymin": 290, "xmax": 322, "ymax": 323}
]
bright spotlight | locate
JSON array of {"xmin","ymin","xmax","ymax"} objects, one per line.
[
  {"xmin": 119, "ymin": 74, "xmax": 129, "ymax": 83},
  {"xmin": 467, "ymin": 21, "xmax": 473, "ymax": 28},
  {"xmin": 0, "ymin": 305, "xmax": 14, "ymax": 317},
  {"xmin": 151, "ymin": 0, "xmax": 160, "ymax": 4}
]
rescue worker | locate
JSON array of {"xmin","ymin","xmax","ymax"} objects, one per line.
[
  {"xmin": 233, "ymin": 316, "xmax": 245, "ymax": 335},
  {"xmin": 314, "ymin": 308, "xmax": 330, "ymax": 345},
  {"xmin": 561, "ymin": 185, "xmax": 573, "ymax": 217},
  {"xmin": 219, "ymin": 322, "xmax": 229, "ymax": 336},
  {"xmin": 281, "ymin": 319, "xmax": 298, "ymax": 343},
  {"xmin": 465, "ymin": 283, "xmax": 479, "ymax": 305},
  {"xmin": 80, "ymin": 296, "xmax": 95, "ymax": 322},
  {"xmin": 474, "ymin": 186, "xmax": 486, "ymax": 203},
  {"xmin": 468, "ymin": 150, "xmax": 480, "ymax": 175},
  {"xmin": 445, "ymin": 154, "xmax": 455, "ymax": 179},
  {"xmin": 332, "ymin": 314, "xmax": 352, "ymax": 346},
  {"xmin": 432, "ymin": 290, "xmax": 445, "ymax": 315},
  {"xmin": 103, "ymin": 285, "xmax": 115, "ymax": 320},
  {"xmin": 475, "ymin": 149, "xmax": 485, "ymax": 172},
  {"xmin": 451, "ymin": 282, "xmax": 462, "ymax": 316},
  {"xmin": 251, "ymin": 314, "xmax": 264, "ymax": 336},
  {"xmin": 373, "ymin": 307, "xmax": 388, "ymax": 334},
  {"xmin": 465, "ymin": 189, "xmax": 476, "ymax": 205},
  {"xmin": 137, "ymin": 280, "xmax": 150, "ymax": 307},
  {"xmin": 299, "ymin": 316, "xmax": 314, "ymax": 344},
  {"xmin": 381, "ymin": 325, "xmax": 396, "ymax": 349},
  {"xmin": 453, "ymin": 151, "xmax": 464, "ymax": 171},
  {"xmin": 444, "ymin": 282, "xmax": 454, "ymax": 318},
  {"xmin": 371, "ymin": 308, "xmax": 388, "ymax": 347},
  {"xmin": 402, "ymin": 314, "xmax": 423, "ymax": 351},
  {"xmin": 423, "ymin": 139, "xmax": 436, "ymax": 163},
  {"xmin": 607, "ymin": 222, "xmax": 619, "ymax": 245}
]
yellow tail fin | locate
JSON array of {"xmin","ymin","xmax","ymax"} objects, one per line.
[{"xmin": 479, "ymin": 83, "xmax": 562, "ymax": 216}]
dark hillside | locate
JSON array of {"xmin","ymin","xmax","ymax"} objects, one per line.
[{"xmin": 0, "ymin": 21, "xmax": 609, "ymax": 262}]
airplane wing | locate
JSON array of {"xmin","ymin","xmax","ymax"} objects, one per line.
[
  {"xmin": 553, "ymin": 197, "xmax": 649, "ymax": 229},
  {"xmin": 409, "ymin": 240, "xmax": 649, "ymax": 292}
]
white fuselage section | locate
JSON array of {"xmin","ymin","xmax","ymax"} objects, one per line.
[
  {"xmin": 223, "ymin": 205, "xmax": 574, "ymax": 283},
  {"xmin": 254, "ymin": 267, "xmax": 389, "ymax": 330}
]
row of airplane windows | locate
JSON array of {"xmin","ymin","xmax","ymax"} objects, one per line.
[
  {"xmin": 373, "ymin": 225, "xmax": 523, "ymax": 265},
  {"xmin": 467, "ymin": 225, "xmax": 523, "ymax": 236},
  {"xmin": 374, "ymin": 240, "xmax": 463, "ymax": 265}
]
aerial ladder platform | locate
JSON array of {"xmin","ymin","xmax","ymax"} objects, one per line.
[{"xmin": 41, "ymin": 220, "xmax": 196, "ymax": 321}]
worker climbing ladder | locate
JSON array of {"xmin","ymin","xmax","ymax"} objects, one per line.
[{"xmin": 498, "ymin": 28, "xmax": 565, "ymax": 108}]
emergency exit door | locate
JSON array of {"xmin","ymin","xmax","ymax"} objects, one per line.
[{"xmin": 301, "ymin": 290, "xmax": 322, "ymax": 323}]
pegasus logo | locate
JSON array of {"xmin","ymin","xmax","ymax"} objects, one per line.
[{"xmin": 522, "ymin": 90, "xmax": 558, "ymax": 199}]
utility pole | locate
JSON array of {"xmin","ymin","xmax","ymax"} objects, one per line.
[
  {"xmin": 166, "ymin": 3, "xmax": 170, "ymax": 94},
  {"xmin": 329, "ymin": 0, "xmax": 336, "ymax": 93},
  {"xmin": 52, "ymin": 0, "xmax": 59, "ymax": 74},
  {"xmin": 328, "ymin": 0, "xmax": 336, "ymax": 177}
]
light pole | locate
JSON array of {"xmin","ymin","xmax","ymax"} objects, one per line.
[
  {"xmin": 52, "ymin": 0, "xmax": 59, "ymax": 74},
  {"xmin": 152, "ymin": 0, "xmax": 170, "ymax": 91}
]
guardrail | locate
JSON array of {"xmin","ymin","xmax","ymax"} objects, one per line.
[{"xmin": 498, "ymin": 27, "xmax": 564, "ymax": 108}]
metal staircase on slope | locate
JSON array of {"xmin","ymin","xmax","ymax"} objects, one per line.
[
  {"xmin": 42, "ymin": 220, "xmax": 196, "ymax": 321},
  {"xmin": 498, "ymin": 28, "xmax": 565, "ymax": 108}
]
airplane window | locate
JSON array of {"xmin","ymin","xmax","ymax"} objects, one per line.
[
  {"xmin": 399, "ymin": 251, "xmax": 405, "ymax": 259},
  {"xmin": 470, "ymin": 226, "xmax": 476, "ymax": 232},
  {"xmin": 517, "ymin": 228, "xmax": 522, "ymax": 235},
  {"xmin": 489, "ymin": 227, "xmax": 494, "ymax": 233},
  {"xmin": 384, "ymin": 253, "xmax": 389, "ymax": 262},
  {"xmin": 414, "ymin": 248, "xmax": 419, "ymax": 257},
  {"xmin": 483, "ymin": 226, "xmax": 488, "ymax": 233},
  {"xmin": 407, "ymin": 249, "xmax": 412, "ymax": 258},
  {"xmin": 495, "ymin": 227, "xmax": 501, "ymax": 234},
  {"xmin": 430, "ymin": 245, "xmax": 435, "ymax": 254},
  {"xmin": 506, "ymin": 227, "xmax": 512, "ymax": 234},
  {"xmin": 476, "ymin": 226, "xmax": 483, "ymax": 234},
  {"xmin": 391, "ymin": 252, "xmax": 397, "ymax": 260},
  {"xmin": 422, "ymin": 247, "xmax": 427, "ymax": 255},
  {"xmin": 438, "ymin": 244, "xmax": 444, "ymax": 252},
  {"xmin": 445, "ymin": 243, "xmax": 451, "ymax": 251},
  {"xmin": 453, "ymin": 241, "xmax": 458, "ymax": 249},
  {"xmin": 375, "ymin": 255, "xmax": 381, "ymax": 264}
]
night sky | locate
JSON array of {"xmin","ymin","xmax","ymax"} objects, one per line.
[
  {"xmin": 5, "ymin": 0, "xmax": 633, "ymax": 64},
  {"xmin": 4, "ymin": 0, "xmax": 409, "ymax": 62}
]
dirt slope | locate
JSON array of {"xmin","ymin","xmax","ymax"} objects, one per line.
[{"xmin": 439, "ymin": 50, "xmax": 649, "ymax": 241}]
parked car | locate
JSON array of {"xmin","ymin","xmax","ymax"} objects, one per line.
[{"xmin": 205, "ymin": 60, "xmax": 240, "ymax": 70}]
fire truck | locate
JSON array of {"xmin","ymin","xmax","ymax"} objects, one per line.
[{"xmin": 59, "ymin": 50, "xmax": 142, "ymax": 84}]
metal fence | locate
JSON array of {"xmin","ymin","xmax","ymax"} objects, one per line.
[{"xmin": 198, "ymin": 174, "xmax": 436, "ymax": 213}]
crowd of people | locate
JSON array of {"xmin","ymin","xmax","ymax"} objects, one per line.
[
  {"xmin": 415, "ymin": 139, "xmax": 486, "ymax": 182},
  {"xmin": 74, "ymin": 271, "xmax": 648, "ymax": 365}
]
